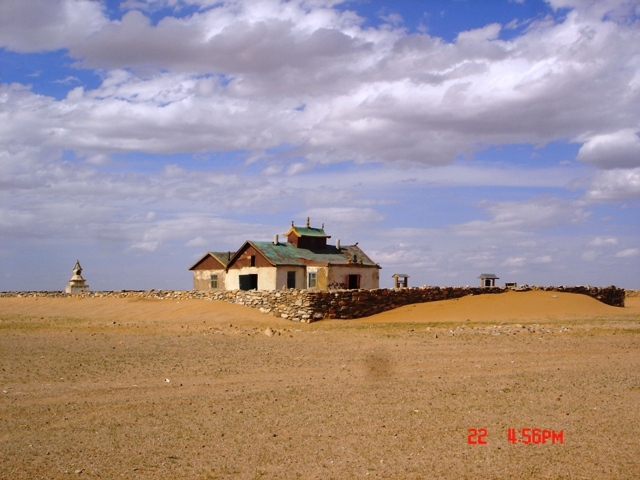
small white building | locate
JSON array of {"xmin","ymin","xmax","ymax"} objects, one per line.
[
  {"xmin": 478, "ymin": 273, "xmax": 499, "ymax": 287},
  {"xmin": 392, "ymin": 274, "xmax": 409, "ymax": 288}
]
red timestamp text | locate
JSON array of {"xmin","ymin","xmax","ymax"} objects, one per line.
[
  {"xmin": 467, "ymin": 427, "xmax": 564, "ymax": 445},
  {"xmin": 507, "ymin": 428, "xmax": 564, "ymax": 445},
  {"xmin": 467, "ymin": 428, "xmax": 488, "ymax": 444}
]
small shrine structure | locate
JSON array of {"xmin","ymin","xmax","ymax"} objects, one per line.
[
  {"xmin": 65, "ymin": 260, "xmax": 90, "ymax": 293},
  {"xmin": 392, "ymin": 273, "xmax": 409, "ymax": 288},
  {"xmin": 478, "ymin": 273, "xmax": 499, "ymax": 288}
]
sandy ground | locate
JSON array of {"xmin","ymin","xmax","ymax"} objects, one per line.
[{"xmin": 1, "ymin": 290, "xmax": 639, "ymax": 479}]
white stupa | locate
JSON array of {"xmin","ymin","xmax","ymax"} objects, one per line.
[{"xmin": 65, "ymin": 260, "xmax": 90, "ymax": 294}]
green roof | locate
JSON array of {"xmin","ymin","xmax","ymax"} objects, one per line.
[
  {"xmin": 250, "ymin": 241, "xmax": 377, "ymax": 267},
  {"xmin": 284, "ymin": 226, "xmax": 330, "ymax": 238},
  {"xmin": 209, "ymin": 251, "xmax": 234, "ymax": 266}
]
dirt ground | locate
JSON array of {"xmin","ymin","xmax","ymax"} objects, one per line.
[{"xmin": 1, "ymin": 291, "xmax": 639, "ymax": 479}]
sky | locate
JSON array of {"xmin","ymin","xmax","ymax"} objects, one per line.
[{"xmin": 1, "ymin": 0, "xmax": 639, "ymax": 291}]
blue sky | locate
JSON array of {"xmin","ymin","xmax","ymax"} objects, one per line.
[{"xmin": 1, "ymin": 0, "xmax": 639, "ymax": 291}]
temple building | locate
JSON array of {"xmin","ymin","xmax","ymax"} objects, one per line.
[{"xmin": 190, "ymin": 219, "xmax": 380, "ymax": 291}]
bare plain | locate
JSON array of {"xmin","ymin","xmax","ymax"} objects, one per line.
[{"xmin": 1, "ymin": 290, "xmax": 639, "ymax": 479}]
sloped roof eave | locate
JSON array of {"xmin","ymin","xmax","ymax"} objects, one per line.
[
  {"xmin": 226, "ymin": 241, "xmax": 279, "ymax": 268},
  {"xmin": 189, "ymin": 252, "xmax": 224, "ymax": 271}
]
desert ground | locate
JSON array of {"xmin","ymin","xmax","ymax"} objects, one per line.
[{"xmin": 1, "ymin": 290, "xmax": 639, "ymax": 479}]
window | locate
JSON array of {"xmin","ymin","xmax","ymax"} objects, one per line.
[
  {"xmin": 239, "ymin": 274, "xmax": 258, "ymax": 291},
  {"xmin": 347, "ymin": 274, "xmax": 360, "ymax": 289},
  {"xmin": 287, "ymin": 271, "xmax": 296, "ymax": 289},
  {"xmin": 250, "ymin": 255, "xmax": 256, "ymax": 267},
  {"xmin": 210, "ymin": 274, "xmax": 218, "ymax": 289},
  {"xmin": 308, "ymin": 272, "xmax": 317, "ymax": 289}
]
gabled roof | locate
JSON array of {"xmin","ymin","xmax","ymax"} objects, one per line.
[
  {"xmin": 478, "ymin": 273, "xmax": 499, "ymax": 279},
  {"xmin": 189, "ymin": 251, "xmax": 234, "ymax": 270},
  {"xmin": 283, "ymin": 225, "xmax": 331, "ymax": 238},
  {"xmin": 228, "ymin": 241, "xmax": 378, "ymax": 268},
  {"xmin": 210, "ymin": 252, "xmax": 234, "ymax": 265}
]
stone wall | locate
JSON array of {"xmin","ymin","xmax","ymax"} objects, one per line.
[{"xmin": 0, "ymin": 285, "xmax": 626, "ymax": 323}]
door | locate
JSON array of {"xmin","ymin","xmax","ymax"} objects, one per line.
[
  {"xmin": 287, "ymin": 271, "xmax": 296, "ymax": 289},
  {"xmin": 347, "ymin": 274, "xmax": 360, "ymax": 289}
]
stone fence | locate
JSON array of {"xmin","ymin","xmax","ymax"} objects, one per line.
[{"xmin": 0, "ymin": 285, "xmax": 626, "ymax": 323}]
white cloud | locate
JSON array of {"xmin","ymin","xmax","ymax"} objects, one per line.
[
  {"xmin": 54, "ymin": 76, "xmax": 81, "ymax": 85},
  {"xmin": 452, "ymin": 196, "xmax": 588, "ymax": 237},
  {"xmin": 533, "ymin": 255, "xmax": 552, "ymax": 264},
  {"xmin": 504, "ymin": 256, "xmax": 527, "ymax": 267},
  {"xmin": 128, "ymin": 241, "xmax": 159, "ymax": 253},
  {"xmin": 577, "ymin": 130, "xmax": 640, "ymax": 169},
  {"xmin": 502, "ymin": 254, "xmax": 552, "ymax": 267},
  {"xmin": 0, "ymin": 0, "xmax": 107, "ymax": 52},
  {"xmin": 1, "ymin": 0, "xmax": 638, "ymax": 167},
  {"xmin": 286, "ymin": 162, "xmax": 309, "ymax": 176},
  {"xmin": 0, "ymin": 145, "xmax": 304, "ymax": 250},
  {"xmin": 584, "ymin": 168, "xmax": 640, "ymax": 201},
  {"xmin": 456, "ymin": 23, "xmax": 502, "ymax": 44},
  {"xmin": 546, "ymin": 0, "xmax": 640, "ymax": 23},
  {"xmin": 185, "ymin": 236, "xmax": 209, "ymax": 248},
  {"xmin": 615, "ymin": 248, "xmax": 639, "ymax": 258},
  {"xmin": 588, "ymin": 236, "xmax": 618, "ymax": 247}
]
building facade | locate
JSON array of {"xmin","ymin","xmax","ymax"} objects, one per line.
[
  {"xmin": 190, "ymin": 220, "xmax": 380, "ymax": 291},
  {"xmin": 189, "ymin": 251, "xmax": 233, "ymax": 291}
]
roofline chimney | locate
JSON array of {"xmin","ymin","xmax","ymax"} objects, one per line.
[
  {"xmin": 274, "ymin": 234, "xmax": 279, "ymax": 245},
  {"xmin": 336, "ymin": 239, "xmax": 340, "ymax": 250}
]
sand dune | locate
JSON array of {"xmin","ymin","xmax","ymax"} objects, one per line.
[
  {"xmin": 1, "ymin": 290, "xmax": 637, "ymax": 328},
  {"xmin": 360, "ymin": 290, "xmax": 640, "ymax": 323}
]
